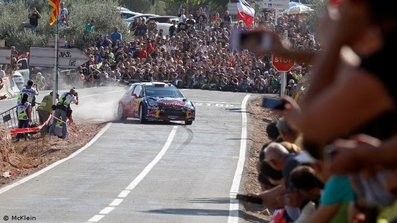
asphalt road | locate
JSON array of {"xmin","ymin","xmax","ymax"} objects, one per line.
[{"xmin": 0, "ymin": 87, "xmax": 258, "ymax": 223}]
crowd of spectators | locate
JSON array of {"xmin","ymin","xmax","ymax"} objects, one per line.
[
  {"xmin": 77, "ymin": 8, "xmax": 315, "ymax": 94},
  {"xmin": 248, "ymin": 0, "xmax": 397, "ymax": 223}
]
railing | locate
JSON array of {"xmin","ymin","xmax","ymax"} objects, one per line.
[{"xmin": 0, "ymin": 104, "xmax": 41, "ymax": 129}]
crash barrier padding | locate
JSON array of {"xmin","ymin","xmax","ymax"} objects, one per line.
[
  {"xmin": 9, "ymin": 114, "xmax": 53, "ymax": 135},
  {"xmin": 9, "ymin": 113, "xmax": 70, "ymax": 135}
]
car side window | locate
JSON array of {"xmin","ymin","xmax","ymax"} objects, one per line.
[{"xmin": 133, "ymin": 85, "xmax": 142, "ymax": 97}]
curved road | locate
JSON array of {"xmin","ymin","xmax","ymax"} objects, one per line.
[{"xmin": 0, "ymin": 87, "xmax": 259, "ymax": 223}]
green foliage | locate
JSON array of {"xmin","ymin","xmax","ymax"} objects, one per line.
[
  {"xmin": 0, "ymin": 0, "xmax": 128, "ymax": 51},
  {"xmin": 61, "ymin": 0, "xmax": 129, "ymax": 49},
  {"xmin": 0, "ymin": 1, "xmax": 47, "ymax": 51}
]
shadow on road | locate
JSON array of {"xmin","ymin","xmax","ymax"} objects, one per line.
[
  {"xmin": 189, "ymin": 197, "xmax": 231, "ymax": 204},
  {"xmin": 112, "ymin": 119, "xmax": 185, "ymax": 126},
  {"xmin": 226, "ymin": 108, "xmax": 252, "ymax": 114},
  {"xmin": 144, "ymin": 208, "xmax": 266, "ymax": 222}
]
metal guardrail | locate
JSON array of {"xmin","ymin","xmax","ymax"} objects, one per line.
[{"xmin": 0, "ymin": 104, "xmax": 41, "ymax": 129}]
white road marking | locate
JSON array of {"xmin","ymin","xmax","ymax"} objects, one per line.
[
  {"xmin": 110, "ymin": 199, "xmax": 123, "ymax": 207},
  {"xmin": 118, "ymin": 190, "xmax": 130, "ymax": 198},
  {"xmin": 99, "ymin": 207, "xmax": 115, "ymax": 215},
  {"xmin": 228, "ymin": 94, "xmax": 250, "ymax": 223},
  {"xmin": 87, "ymin": 215, "xmax": 104, "ymax": 222},
  {"xmin": 86, "ymin": 126, "xmax": 178, "ymax": 222},
  {"xmin": 193, "ymin": 101, "xmax": 236, "ymax": 107},
  {"xmin": 0, "ymin": 123, "xmax": 112, "ymax": 195}
]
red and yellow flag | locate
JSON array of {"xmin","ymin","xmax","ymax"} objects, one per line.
[{"xmin": 49, "ymin": 0, "xmax": 60, "ymax": 26}]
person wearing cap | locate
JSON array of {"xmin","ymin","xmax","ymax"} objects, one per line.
[
  {"xmin": 49, "ymin": 88, "xmax": 78, "ymax": 139},
  {"xmin": 37, "ymin": 91, "xmax": 57, "ymax": 136}
]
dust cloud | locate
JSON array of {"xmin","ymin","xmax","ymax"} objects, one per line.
[{"xmin": 72, "ymin": 89, "xmax": 124, "ymax": 122}]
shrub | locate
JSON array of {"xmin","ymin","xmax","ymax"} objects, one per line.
[
  {"xmin": 61, "ymin": 0, "xmax": 130, "ymax": 49},
  {"xmin": 0, "ymin": 0, "xmax": 128, "ymax": 52}
]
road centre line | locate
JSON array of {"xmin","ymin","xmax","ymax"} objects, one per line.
[
  {"xmin": 87, "ymin": 126, "xmax": 178, "ymax": 223},
  {"xmin": 193, "ymin": 100, "xmax": 240, "ymax": 105},
  {"xmin": 227, "ymin": 94, "xmax": 250, "ymax": 223},
  {"xmin": 0, "ymin": 123, "xmax": 112, "ymax": 195}
]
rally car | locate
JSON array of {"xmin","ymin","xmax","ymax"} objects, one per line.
[{"xmin": 117, "ymin": 82, "xmax": 195, "ymax": 125}]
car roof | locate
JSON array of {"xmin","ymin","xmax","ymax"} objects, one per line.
[
  {"xmin": 148, "ymin": 16, "xmax": 178, "ymax": 20},
  {"xmin": 135, "ymin": 82, "xmax": 175, "ymax": 87},
  {"xmin": 125, "ymin": 14, "xmax": 158, "ymax": 21}
]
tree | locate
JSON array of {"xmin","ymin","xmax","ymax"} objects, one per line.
[{"xmin": 0, "ymin": 0, "xmax": 129, "ymax": 51}]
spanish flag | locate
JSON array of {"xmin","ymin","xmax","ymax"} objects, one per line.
[{"xmin": 49, "ymin": 0, "xmax": 60, "ymax": 26}]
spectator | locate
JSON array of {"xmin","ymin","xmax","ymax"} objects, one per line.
[
  {"xmin": 222, "ymin": 11, "xmax": 232, "ymax": 29},
  {"xmin": 186, "ymin": 14, "xmax": 196, "ymax": 31},
  {"xmin": 35, "ymin": 72, "xmax": 46, "ymax": 90},
  {"xmin": 178, "ymin": 8, "xmax": 187, "ymax": 25},
  {"xmin": 0, "ymin": 65, "xmax": 5, "ymax": 78},
  {"xmin": 277, "ymin": 119, "xmax": 299, "ymax": 143},
  {"xmin": 85, "ymin": 19, "xmax": 95, "ymax": 32},
  {"xmin": 110, "ymin": 27, "xmax": 122, "ymax": 43},
  {"xmin": 58, "ymin": 1, "xmax": 68, "ymax": 28},
  {"xmin": 0, "ymin": 78, "xmax": 5, "ymax": 100},
  {"xmin": 196, "ymin": 7, "xmax": 207, "ymax": 31},
  {"xmin": 134, "ymin": 19, "xmax": 147, "ymax": 37},
  {"xmin": 28, "ymin": 7, "xmax": 41, "ymax": 33},
  {"xmin": 11, "ymin": 46, "xmax": 18, "ymax": 59}
]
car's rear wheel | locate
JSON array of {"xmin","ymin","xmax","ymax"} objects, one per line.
[
  {"xmin": 139, "ymin": 104, "xmax": 148, "ymax": 124},
  {"xmin": 117, "ymin": 103, "xmax": 126, "ymax": 121},
  {"xmin": 185, "ymin": 120, "xmax": 193, "ymax": 125}
]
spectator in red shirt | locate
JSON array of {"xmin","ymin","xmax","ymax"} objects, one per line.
[{"xmin": 136, "ymin": 44, "xmax": 148, "ymax": 59}]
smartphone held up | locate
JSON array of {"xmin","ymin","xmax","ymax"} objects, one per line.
[
  {"xmin": 262, "ymin": 97, "xmax": 286, "ymax": 110},
  {"xmin": 231, "ymin": 30, "xmax": 273, "ymax": 53}
]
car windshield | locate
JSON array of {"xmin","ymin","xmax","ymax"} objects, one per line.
[{"xmin": 145, "ymin": 86, "xmax": 183, "ymax": 98}]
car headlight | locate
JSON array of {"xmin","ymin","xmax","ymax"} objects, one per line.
[
  {"xmin": 147, "ymin": 99, "xmax": 158, "ymax": 108},
  {"xmin": 184, "ymin": 101, "xmax": 194, "ymax": 109}
]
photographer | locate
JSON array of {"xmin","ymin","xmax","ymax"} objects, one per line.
[
  {"xmin": 49, "ymin": 88, "xmax": 79, "ymax": 139},
  {"xmin": 28, "ymin": 7, "xmax": 41, "ymax": 33}
]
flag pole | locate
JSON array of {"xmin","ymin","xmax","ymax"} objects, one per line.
[{"xmin": 52, "ymin": 20, "xmax": 59, "ymax": 105}]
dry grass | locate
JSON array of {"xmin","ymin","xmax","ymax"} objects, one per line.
[
  {"xmin": 0, "ymin": 123, "xmax": 104, "ymax": 185},
  {"xmin": 242, "ymin": 95, "xmax": 279, "ymax": 221}
]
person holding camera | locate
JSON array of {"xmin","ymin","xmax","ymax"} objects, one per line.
[
  {"xmin": 28, "ymin": 7, "xmax": 41, "ymax": 33},
  {"xmin": 49, "ymin": 88, "xmax": 79, "ymax": 139}
]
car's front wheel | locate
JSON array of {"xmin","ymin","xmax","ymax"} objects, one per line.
[
  {"xmin": 139, "ymin": 104, "xmax": 148, "ymax": 124},
  {"xmin": 185, "ymin": 120, "xmax": 193, "ymax": 125}
]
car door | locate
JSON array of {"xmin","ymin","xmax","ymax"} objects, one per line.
[
  {"xmin": 131, "ymin": 85, "xmax": 143, "ymax": 117},
  {"xmin": 119, "ymin": 85, "xmax": 134, "ymax": 117}
]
